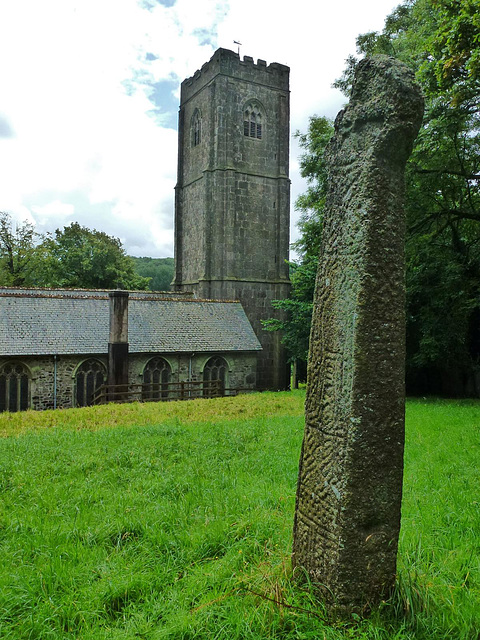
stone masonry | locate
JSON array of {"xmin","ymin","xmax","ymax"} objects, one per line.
[
  {"xmin": 1, "ymin": 351, "xmax": 257, "ymax": 411},
  {"xmin": 292, "ymin": 56, "xmax": 424, "ymax": 612},
  {"xmin": 173, "ymin": 48, "xmax": 291, "ymax": 390},
  {"xmin": 0, "ymin": 288, "xmax": 261, "ymax": 411}
]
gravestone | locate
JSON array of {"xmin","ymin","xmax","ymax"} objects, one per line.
[{"xmin": 292, "ymin": 56, "xmax": 424, "ymax": 613}]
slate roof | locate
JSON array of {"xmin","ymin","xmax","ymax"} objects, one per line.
[{"xmin": 0, "ymin": 288, "xmax": 262, "ymax": 356}]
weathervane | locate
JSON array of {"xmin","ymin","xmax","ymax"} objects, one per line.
[{"xmin": 234, "ymin": 40, "xmax": 242, "ymax": 56}]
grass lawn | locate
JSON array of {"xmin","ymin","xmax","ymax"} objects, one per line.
[{"xmin": 0, "ymin": 391, "xmax": 479, "ymax": 639}]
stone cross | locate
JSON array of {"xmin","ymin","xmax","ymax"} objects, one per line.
[{"xmin": 292, "ymin": 56, "xmax": 424, "ymax": 613}]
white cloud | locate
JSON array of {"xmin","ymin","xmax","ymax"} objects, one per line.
[
  {"xmin": 31, "ymin": 201, "xmax": 75, "ymax": 222},
  {"xmin": 0, "ymin": 0, "xmax": 399, "ymax": 257}
]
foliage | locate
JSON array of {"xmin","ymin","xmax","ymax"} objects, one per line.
[
  {"xmin": 37, "ymin": 223, "xmax": 150, "ymax": 290},
  {"xmin": 292, "ymin": 115, "xmax": 333, "ymax": 259},
  {"xmin": 0, "ymin": 216, "xmax": 151, "ymax": 291},
  {"xmin": 263, "ymin": 258, "xmax": 317, "ymax": 364},
  {"xmin": 0, "ymin": 393, "xmax": 479, "ymax": 637},
  {"xmin": 0, "ymin": 212, "xmax": 43, "ymax": 286},
  {"xmin": 264, "ymin": 117, "xmax": 333, "ymax": 369},
  {"xmin": 131, "ymin": 256, "xmax": 174, "ymax": 291},
  {"xmin": 349, "ymin": 0, "xmax": 480, "ymax": 395},
  {"xmin": 282, "ymin": 0, "xmax": 480, "ymax": 395},
  {"xmin": 428, "ymin": 0, "xmax": 480, "ymax": 101}
]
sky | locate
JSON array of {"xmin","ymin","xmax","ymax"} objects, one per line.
[{"xmin": 0, "ymin": 0, "xmax": 400, "ymax": 258}]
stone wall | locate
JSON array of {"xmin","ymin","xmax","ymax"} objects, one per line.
[
  {"xmin": 0, "ymin": 351, "xmax": 258, "ymax": 411},
  {"xmin": 194, "ymin": 280, "xmax": 290, "ymax": 390},
  {"xmin": 128, "ymin": 352, "xmax": 257, "ymax": 391}
]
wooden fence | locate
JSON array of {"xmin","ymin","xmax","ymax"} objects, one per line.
[{"xmin": 92, "ymin": 379, "xmax": 226, "ymax": 405}]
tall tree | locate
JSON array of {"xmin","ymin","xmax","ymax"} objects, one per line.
[
  {"xmin": 0, "ymin": 212, "xmax": 41, "ymax": 286},
  {"xmin": 38, "ymin": 223, "xmax": 150, "ymax": 290},
  {"xmin": 349, "ymin": 0, "xmax": 480, "ymax": 395},
  {"xmin": 284, "ymin": 0, "xmax": 480, "ymax": 395},
  {"xmin": 130, "ymin": 257, "xmax": 174, "ymax": 291},
  {"xmin": 427, "ymin": 0, "xmax": 480, "ymax": 101},
  {"xmin": 263, "ymin": 117, "xmax": 333, "ymax": 376}
]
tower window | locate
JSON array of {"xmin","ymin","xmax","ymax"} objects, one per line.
[
  {"xmin": 192, "ymin": 110, "xmax": 201, "ymax": 147},
  {"xmin": 243, "ymin": 104, "xmax": 263, "ymax": 139}
]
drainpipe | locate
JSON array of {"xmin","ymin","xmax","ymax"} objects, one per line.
[
  {"xmin": 108, "ymin": 290, "xmax": 129, "ymax": 402},
  {"xmin": 53, "ymin": 354, "xmax": 57, "ymax": 409}
]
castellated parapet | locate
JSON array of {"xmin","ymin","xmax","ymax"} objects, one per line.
[
  {"xmin": 174, "ymin": 48, "xmax": 291, "ymax": 390},
  {"xmin": 181, "ymin": 49, "xmax": 289, "ymax": 102}
]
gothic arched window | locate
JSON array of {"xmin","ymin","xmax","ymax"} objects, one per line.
[
  {"xmin": 203, "ymin": 356, "xmax": 228, "ymax": 396},
  {"xmin": 243, "ymin": 103, "xmax": 263, "ymax": 139},
  {"xmin": 0, "ymin": 362, "xmax": 30, "ymax": 412},
  {"xmin": 75, "ymin": 359, "xmax": 106, "ymax": 407},
  {"xmin": 191, "ymin": 110, "xmax": 202, "ymax": 147},
  {"xmin": 143, "ymin": 357, "xmax": 171, "ymax": 400}
]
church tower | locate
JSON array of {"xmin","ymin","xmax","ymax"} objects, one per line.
[{"xmin": 173, "ymin": 48, "xmax": 290, "ymax": 390}]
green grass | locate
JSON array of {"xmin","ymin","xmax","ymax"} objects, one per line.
[
  {"xmin": 395, "ymin": 399, "xmax": 480, "ymax": 638},
  {"xmin": 0, "ymin": 392, "xmax": 479, "ymax": 638}
]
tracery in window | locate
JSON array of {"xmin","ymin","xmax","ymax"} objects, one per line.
[
  {"xmin": 142, "ymin": 357, "xmax": 171, "ymax": 400},
  {"xmin": 203, "ymin": 356, "xmax": 227, "ymax": 396},
  {"xmin": 0, "ymin": 362, "xmax": 30, "ymax": 412},
  {"xmin": 243, "ymin": 103, "xmax": 263, "ymax": 139},
  {"xmin": 192, "ymin": 109, "xmax": 202, "ymax": 147},
  {"xmin": 75, "ymin": 359, "xmax": 106, "ymax": 407}
]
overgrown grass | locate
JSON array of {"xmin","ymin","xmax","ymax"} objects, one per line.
[
  {"xmin": 0, "ymin": 392, "xmax": 478, "ymax": 638},
  {"xmin": 0, "ymin": 391, "xmax": 305, "ymax": 438}
]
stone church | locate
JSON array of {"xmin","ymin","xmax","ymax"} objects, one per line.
[
  {"xmin": 174, "ymin": 48, "xmax": 291, "ymax": 390},
  {"xmin": 0, "ymin": 48, "xmax": 290, "ymax": 412}
]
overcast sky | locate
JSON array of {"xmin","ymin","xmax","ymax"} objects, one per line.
[{"xmin": 0, "ymin": 0, "xmax": 399, "ymax": 258}]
